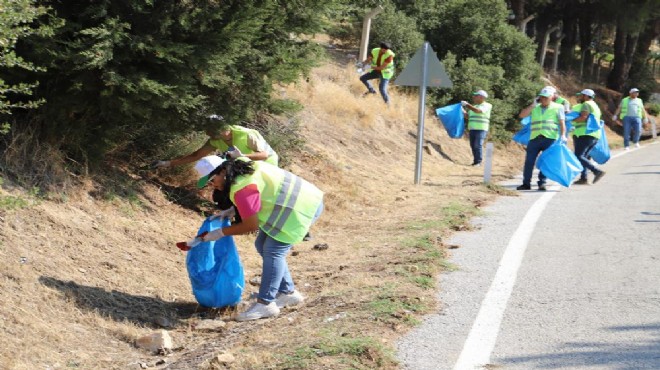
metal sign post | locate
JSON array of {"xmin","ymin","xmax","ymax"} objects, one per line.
[{"xmin": 394, "ymin": 42, "xmax": 453, "ymax": 184}]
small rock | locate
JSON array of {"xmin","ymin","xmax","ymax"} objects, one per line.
[
  {"xmin": 395, "ymin": 196, "xmax": 405, "ymax": 201},
  {"xmin": 249, "ymin": 277, "xmax": 260, "ymax": 286},
  {"xmin": 139, "ymin": 362, "xmax": 148, "ymax": 369},
  {"xmin": 313, "ymin": 243, "xmax": 329, "ymax": 251},
  {"xmin": 291, "ymin": 251, "xmax": 300, "ymax": 256},
  {"xmin": 212, "ymin": 352, "xmax": 236, "ymax": 365},
  {"xmin": 405, "ymin": 265, "xmax": 419, "ymax": 272},
  {"xmin": 153, "ymin": 316, "xmax": 172, "ymax": 328},
  {"xmin": 78, "ymin": 268, "xmax": 87, "ymax": 273},
  {"xmin": 193, "ymin": 319, "xmax": 226, "ymax": 331},
  {"xmin": 135, "ymin": 330, "xmax": 173, "ymax": 353},
  {"xmin": 339, "ymin": 265, "xmax": 348, "ymax": 271}
]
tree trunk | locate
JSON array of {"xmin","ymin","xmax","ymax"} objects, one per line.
[
  {"xmin": 578, "ymin": 3, "xmax": 595, "ymax": 79},
  {"xmin": 509, "ymin": 0, "xmax": 527, "ymax": 30},
  {"xmin": 607, "ymin": 15, "xmax": 629, "ymax": 91},
  {"xmin": 628, "ymin": 17, "xmax": 660, "ymax": 82},
  {"xmin": 559, "ymin": 13, "xmax": 578, "ymax": 71}
]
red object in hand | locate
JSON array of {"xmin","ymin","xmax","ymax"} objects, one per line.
[{"xmin": 176, "ymin": 242, "xmax": 191, "ymax": 251}]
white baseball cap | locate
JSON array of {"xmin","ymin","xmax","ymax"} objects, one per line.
[
  {"xmin": 472, "ymin": 90, "xmax": 488, "ymax": 98},
  {"xmin": 195, "ymin": 155, "xmax": 225, "ymax": 188},
  {"xmin": 578, "ymin": 89, "xmax": 595, "ymax": 98},
  {"xmin": 629, "ymin": 88, "xmax": 639, "ymax": 93},
  {"xmin": 538, "ymin": 87, "xmax": 555, "ymax": 97}
]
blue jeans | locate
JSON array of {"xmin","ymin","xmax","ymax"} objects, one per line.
[
  {"xmin": 522, "ymin": 136, "xmax": 556, "ymax": 186},
  {"xmin": 573, "ymin": 135, "xmax": 601, "ymax": 180},
  {"xmin": 360, "ymin": 70, "xmax": 390, "ymax": 104},
  {"xmin": 622, "ymin": 116, "xmax": 642, "ymax": 147},
  {"xmin": 254, "ymin": 202, "xmax": 324, "ymax": 302},
  {"xmin": 469, "ymin": 130, "xmax": 487, "ymax": 164}
]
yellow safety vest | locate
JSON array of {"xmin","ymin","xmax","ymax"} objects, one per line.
[
  {"xmin": 467, "ymin": 102, "xmax": 492, "ymax": 131},
  {"xmin": 230, "ymin": 161, "xmax": 323, "ymax": 244},
  {"xmin": 573, "ymin": 100, "xmax": 601, "ymax": 139},
  {"xmin": 209, "ymin": 125, "xmax": 279, "ymax": 166},
  {"xmin": 371, "ymin": 48, "xmax": 395, "ymax": 80},
  {"xmin": 530, "ymin": 102, "xmax": 563, "ymax": 140},
  {"xmin": 619, "ymin": 97, "xmax": 644, "ymax": 118}
]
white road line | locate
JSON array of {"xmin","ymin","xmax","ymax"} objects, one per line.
[{"xmin": 453, "ymin": 190, "xmax": 557, "ymax": 370}]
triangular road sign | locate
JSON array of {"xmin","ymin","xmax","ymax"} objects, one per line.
[{"xmin": 394, "ymin": 44, "xmax": 453, "ymax": 88}]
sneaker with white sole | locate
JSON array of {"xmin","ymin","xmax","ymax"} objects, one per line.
[
  {"xmin": 635, "ymin": 143, "xmax": 640, "ymax": 148},
  {"xmin": 235, "ymin": 302, "xmax": 279, "ymax": 322},
  {"xmin": 275, "ymin": 290, "xmax": 304, "ymax": 308},
  {"xmin": 624, "ymin": 146, "xmax": 630, "ymax": 151}
]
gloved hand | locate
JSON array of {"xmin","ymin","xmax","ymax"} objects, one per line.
[
  {"xmin": 227, "ymin": 147, "xmax": 244, "ymax": 159},
  {"xmin": 202, "ymin": 228, "xmax": 225, "ymax": 242},
  {"xmin": 355, "ymin": 62, "xmax": 364, "ymax": 68},
  {"xmin": 643, "ymin": 118, "xmax": 649, "ymax": 124},
  {"xmin": 460, "ymin": 100, "xmax": 468, "ymax": 107},
  {"xmin": 151, "ymin": 160, "xmax": 171, "ymax": 169},
  {"xmin": 612, "ymin": 115, "xmax": 618, "ymax": 121},
  {"xmin": 209, "ymin": 206, "xmax": 236, "ymax": 221},
  {"xmin": 560, "ymin": 135, "xmax": 568, "ymax": 144}
]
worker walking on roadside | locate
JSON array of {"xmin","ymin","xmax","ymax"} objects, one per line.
[
  {"xmin": 198, "ymin": 157, "xmax": 324, "ymax": 321},
  {"xmin": 517, "ymin": 87, "xmax": 567, "ymax": 191},
  {"xmin": 154, "ymin": 114, "xmax": 279, "ymax": 169},
  {"xmin": 359, "ymin": 42, "xmax": 395, "ymax": 105},
  {"xmin": 461, "ymin": 90, "xmax": 492, "ymax": 167},
  {"xmin": 612, "ymin": 88, "xmax": 650, "ymax": 150},
  {"xmin": 571, "ymin": 89, "xmax": 606, "ymax": 185}
]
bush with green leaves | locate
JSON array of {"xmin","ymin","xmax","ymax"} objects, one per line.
[
  {"xmin": 6, "ymin": 1, "xmax": 335, "ymax": 167},
  {"xmin": 423, "ymin": 0, "xmax": 542, "ymax": 142}
]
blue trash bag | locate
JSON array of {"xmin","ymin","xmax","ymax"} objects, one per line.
[
  {"xmin": 589, "ymin": 126, "xmax": 610, "ymax": 164},
  {"xmin": 435, "ymin": 103, "xmax": 465, "ymax": 138},
  {"xmin": 563, "ymin": 112, "xmax": 578, "ymax": 133},
  {"xmin": 585, "ymin": 116, "xmax": 603, "ymax": 134},
  {"xmin": 536, "ymin": 141, "xmax": 584, "ymax": 187},
  {"xmin": 513, "ymin": 120, "xmax": 531, "ymax": 146},
  {"xmin": 186, "ymin": 217, "xmax": 244, "ymax": 308}
]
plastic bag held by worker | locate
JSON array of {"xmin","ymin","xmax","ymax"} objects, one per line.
[
  {"xmin": 435, "ymin": 103, "xmax": 465, "ymax": 138},
  {"xmin": 186, "ymin": 217, "xmax": 244, "ymax": 308},
  {"xmin": 536, "ymin": 141, "xmax": 584, "ymax": 187},
  {"xmin": 589, "ymin": 125, "xmax": 610, "ymax": 164},
  {"xmin": 513, "ymin": 117, "xmax": 531, "ymax": 146}
]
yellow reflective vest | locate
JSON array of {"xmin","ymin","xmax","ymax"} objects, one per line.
[
  {"xmin": 530, "ymin": 102, "xmax": 563, "ymax": 140},
  {"xmin": 468, "ymin": 102, "xmax": 492, "ymax": 131},
  {"xmin": 230, "ymin": 161, "xmax": 323, "ymax": 244},
  {"xmin": 573, "ymin": 100, "xmax": 601, "ymax": 139},
  {"xmin": 370, "ymin": 48, "xmax": 395, "ymax": 80},
  {"xmin": 619, "ymin": 97, "xmax": 644, "ymax": 118},
  {"xmin": 209, "ymin": 125, "xmax": 279, "ymax": 166}
]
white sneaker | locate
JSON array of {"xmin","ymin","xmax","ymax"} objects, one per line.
[
  {"xmin": 624, "ymin": 147, "xmax": 630, "ymax": 151},
  {"xmin": 635, "ymin": 143, "xmax": 640, "ymax": 148},
  {"xmin": 235, "ymin": 302, "xmax": 279, "ymax": 322},
  {"xmin": 275, "ymin": 290, "xmax": 304, "ymax": 308}
]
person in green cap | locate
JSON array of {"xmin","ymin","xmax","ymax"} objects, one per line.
[{"xmin": 153, "ymin": 114, "xmax": 278, "ymax": 169}]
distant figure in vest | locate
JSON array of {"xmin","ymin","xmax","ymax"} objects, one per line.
[
  {"xmin": 153, "ymin": 114, "xmax": 278, "ymax": 169},
  {"xmin": 571, "ymin": 89, "xmax": 605, "ymax": 185},
  {"xmin": 198, "ymin": 157, "xmax": 324, "ymax": 321},
  {"xmin": 612, "ymin": 88, "xmax": 650, "ymax": 150},
  {"xmin": 359, "ymin": 42, "xmax": 395, "ymax": 105},
  {"xmin": 516, "ymin": 87, "xmax": 567, "ymax": 191},
  {"xmin": 461, "ymin": 90, "xmax": 492, "ymax": 166},
  {"xmin": 550, "ymin": 87, "xmax": 571, "ymax": 113}
]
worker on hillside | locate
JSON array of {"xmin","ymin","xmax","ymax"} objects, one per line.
[
  {"xmin": 154, "ymin": 114, "xmax": 279, "ymax": 168},
  {"xmin": 517, "ymin": 87, "xmax": 567, "ymax": 191},
  {"xmin": 571, "ymin": 89, "xmax": 606, "ymax": 185},
  {"xmin": 552, "ymin": 88, "xmax": 571, "ymax": 113},
  {"xmin": 197, "ymin": 157, "xmax": 324, "ymax": 321},
  {"xmin": 612, "ymin": 88, "xmax": 650, "ymax": 150},
  {"xmin": 359, "ymin": 42, "xmax": 395, "ymax": 105},
  {"xmin": 461, "ymin": 90, "xmax": 492, "ymax": 167}
]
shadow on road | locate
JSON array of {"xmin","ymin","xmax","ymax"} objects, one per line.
[{"xmin": 499, "ymin": 322, "xmax": 660, "ymax": 369}]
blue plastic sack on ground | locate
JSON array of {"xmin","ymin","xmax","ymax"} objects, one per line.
[
  {"xmin": 435, "ymin": 103, "xmax": 465, "ymax": 138},
  {"xmin": 513, "ymin": 121, "xmax": 531, "ymax": 146},
  {"xmin": 536, "ymin": 141, "xmax": 584, "ymax": 187},
  {"xmin": 186, "ymin": 218, "xmax": 244, "ymax": 308},
  {"xmin": 590, "ymin": 126, "xmax": 610, "ymax": 164}
]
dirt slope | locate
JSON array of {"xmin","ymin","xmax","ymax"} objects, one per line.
[{"xmin": 0, "ymin": 48, "xmax": 531, "ymax": 369}]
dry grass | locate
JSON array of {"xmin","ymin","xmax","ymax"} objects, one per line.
[{"xmin": 9, "ymin": 48, "xmax": 634, "ymax": 370}]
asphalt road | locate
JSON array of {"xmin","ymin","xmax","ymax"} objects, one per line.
[{"xmin": 397, "ymin": 141, "xmax": 660, "ymax": 370}]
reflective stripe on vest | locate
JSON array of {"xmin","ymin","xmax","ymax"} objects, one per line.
[
  {"xmin": 620, "ymin": 97, "xmax": 643, "ymax": 118},
  {"xmin": 209, "ymin": 126, "xmax": 279, "ymax": 166},
  {"xmin": 468, "ymin": 102, "xmax": 492, "ymax": 131},
  {"xmin": 530, "ymin": 103, "xmax": 562, "ymax": 140},
  {"xmin": 371, "ymin": 48, "xmax": 395, "ymax": 80},
  {"xmin": 230, "ymin": 161, "xmax": 323, "ymax": 244}
]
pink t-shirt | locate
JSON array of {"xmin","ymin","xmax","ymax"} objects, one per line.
[{"xmin": 234, "ymin": 184, "xmax": 261, "ymax": 219}]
